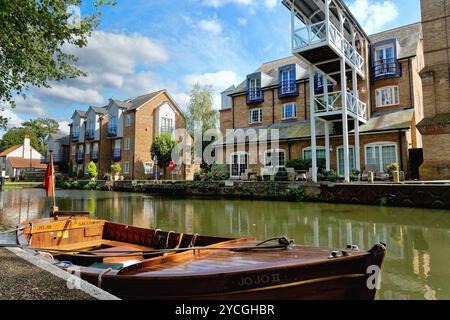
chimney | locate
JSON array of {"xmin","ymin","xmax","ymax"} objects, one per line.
[{"xmin": 23, "ymin": 135, "xmax": 31, "ymax": 159}]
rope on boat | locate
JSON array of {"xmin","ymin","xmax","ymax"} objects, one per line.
[{"xmin": 0, "ymin": 226, "xmax": 24, "ymax": 235}]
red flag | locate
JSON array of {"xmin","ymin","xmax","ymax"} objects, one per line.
[{"xmin": 43, "ymin": 160, "xmax": 54, "ymax": 198}]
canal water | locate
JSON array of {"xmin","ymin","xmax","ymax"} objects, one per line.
[{"xmin": 1, "ymin": 188, "xmax": 450, "ymax": 300}]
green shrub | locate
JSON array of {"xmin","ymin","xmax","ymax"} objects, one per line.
[
  {"xmin": 386, "ymin": 163, "xmax": 400, "ymax": 176},
  {"xmin": 83, "ymin": 181, "xmax": 100, "ymax": 190},
  {"xmin": 87, "ymin": 161, "xmax": 98, "ymax": 179},
  {"xmin": 111, "ymin": 163, "xmax": 122, "ymax": 173},
  {"xmin": 286, "ymin": 159, "xmax": 309, "ymax": 170},
  {"xmin": 321, "ymin": 170, "xmax": 338, "ymax": 182},
  {"xmin": 350, "ymin": 168, "xmax": 361, "ymax": 181},
  {"xmin": 288, "ymin": 186, "xmax": 306, "ymax": 202},
  {"xmin": 210, "ymin": 164, "xmax": 229, "ymax": 181}
]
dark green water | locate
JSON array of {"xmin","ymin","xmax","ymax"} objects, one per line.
[{"xmin": 1, "ymin": 188, "xmax": 450, "ymax": 300}]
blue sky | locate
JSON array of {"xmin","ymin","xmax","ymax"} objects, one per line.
[{"xmin": 1, "ymin": 0, "xmax": 421, "ymax": 135}]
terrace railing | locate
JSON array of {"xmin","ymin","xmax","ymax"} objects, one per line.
[
  {"xmin": 314, "ymin": 91, "xmax": 367, "ymax": 120},
  {"xmin": 112, "ymin": 148, "xmax": 121, "ymax": 161},
  {"xmin": 246, "ymin": 87, "xmax": 264, "ymax": 104},
  {"xmin": 76, "ymin": 153, "xmax": 84, "ymax": 164},
  {"xmin": 279, "ymin": 79, "xmax": 298, "ymax": 97},
  {"xmin": 71, "ymin": 132, "xmax": 80, "ymax": 143},
  {"xmin": 91, "ymin": 150, "xmax": 99, "ymax": 162},
  {"xmin": 372, "ymin": 58, "xmax": 401, "ymax": 79},
  {"xmin": 86, "ymin": 129, "xmax": 95, "ymax": 141},
  {"xmin": 108, "ymin": 125, "xmax": 117, "ymax": 137}
]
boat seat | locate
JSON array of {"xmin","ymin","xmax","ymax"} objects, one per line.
[
  {"xmin": 101, "ymin": 240, "xmax": 153, "ymax": 251},
  {"xmin": 91, "ymin": 245, "xmax": 145, "ymax": 264}
]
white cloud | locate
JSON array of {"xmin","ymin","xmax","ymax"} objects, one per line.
[
  {"xmin": 0, "ymin": 108, "xmax": 23, "ymax": 129},
  {"xmin": 237, "ymin": 18, "xmax": 248, "ymax": 25},
  {"xmin": 58, "ymin": 121, "xmax": 71, "ymax": 134},
  {"xmin": 199, "ymin": 18, "xmax": 222, "ymax": 35},
  {"xmin": 348, "ymin": 0, "xmax": 399, "ymax": 34},
  {"xmin": 183, "ymin": 70, "xmax": 238, "ymax": 90},
  {"xmin": 39, "ymin": 84, "xmax": 105, "ymax": 105}
]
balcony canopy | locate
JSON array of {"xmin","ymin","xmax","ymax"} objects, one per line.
[{"xmin": 282, "ymin": 0, "xmax": 368, "ymax": 41}]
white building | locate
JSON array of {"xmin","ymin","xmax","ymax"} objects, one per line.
[{"xmin": 0, "ymin": 136, "xmax": 45, "ymax": 180}]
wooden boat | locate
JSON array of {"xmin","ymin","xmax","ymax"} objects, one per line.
[{"xmin": 17, "ymin": 215, "xmax": 386, "ymax": 300}]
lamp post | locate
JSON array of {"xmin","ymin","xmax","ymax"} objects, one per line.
[{"xmin": 153, "ymin": 155, "xmax": 158, "ymax": 183}]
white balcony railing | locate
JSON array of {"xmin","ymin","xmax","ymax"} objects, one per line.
[
  {"xmin": 314, "ymin": 91, "xmax": 367, "ymax": 120},
  {"xmin": 294, "ymin": 21, "xmax": 365, "ymax": 74}
]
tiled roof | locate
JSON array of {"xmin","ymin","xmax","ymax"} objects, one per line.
[
  {"xmin": 231, "ymin": 56, "xmax": 309, "ymax": 95},
  {"xmin": 128, "ymin": 90, "xmax": 166, "ymax": 110},
  {"xmin": 217, "ymin": 109, "xmax": 414, "ymax": 145},
  {"xmin": 0, "ymin": 145, "xmax": 21, "ymax": 157},
  {"xmin": 89, "ymin": 106, "xmax": 108, "ymax": 115},
  {"xmin": 73, "ymin": 110, "xmax": 87, "ymax": 118},
  {"xmin": 369, "ymin": 22, "xmax": 422, "ymax": 59},
  {"xmin": 7, "ymin": 157, "xmax": 47, "ymax": 169}
]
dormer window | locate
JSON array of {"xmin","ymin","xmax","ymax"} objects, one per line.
[
  {"xmin": 372, "ymin": 41, "xmax": 401, "ymax": 79},
  {"xmin": 279, "ymin": 64, "xmax": 298, "ymax": 97},
  {"xmin": 108, "ymin": 116, "xmax": 117, "ymax": 137},
  {"xmin": 246, "ymin": 74, "xmax": 264, "ymax": 104}
]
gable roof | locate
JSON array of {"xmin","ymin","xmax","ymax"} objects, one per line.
[
  {"xmin": 71, "ymin": 109, "xmax": 86, "ymax": 119},
  {"xmin": 369, "ymin": 22, "xmax": 422, "ymax": 59},
  {"xmin": 87, "ymin": 106, "xmax": 108, "ymax": 115},
  {"xmin": 0, "ymin": 145, "xmax": 21, "ymax": 157},
  {"xmin": 231, "ymin": 56, "xmax": 309, "ymax": 95},
  {"xmin": 7, "ymin": 157, "xmax": 47, "ymax": 170}
]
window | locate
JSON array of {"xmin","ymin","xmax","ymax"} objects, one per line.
[
  {"xmin": 124, "ymin": 138, "xmax": 130, "ymax": 151},
  {"xmin": 230, "ymin": 152, "xmax": 249, "ymax": 178},
  {"xmin": 249, "ymin": 109, "xmax": 263, "ymax": 124},
  {"xmin": 337, "ymin": 146, "xmax": 356, "ymax": 177},
  {"xmin": 144, "ymin": 162, "xmax": 154, "ymax": 175},
  {"xmin": 85, "ymin": 144, "xmax": 90, "ymax": 155},
  {"xmin": 280, "ymin": 66, "xmax": 296, "ymax": 95},
  {"xmin": 249, "ymin": 77, "xmax": 262, "ymax": 99},
  {"xmin": 365, "ymin": 143, "xmax": 398, "ymax": 172},
  {"xmin": 71, "ymin": 146, "xmax": 76, "ymax": 156},
  {"xmin": 264, "ymin": 149, "xmax": 286, "ymax": 168},
  {"xmin": 303, "ymin": 147, "xmax": 326, "ymax": 163},
  {"xmin": 161, "ymin": 117, "xmax": 174, "ymax": 134},
  {"xmin": 282, "ymin": 103, "xmax": 297, "ymax": 120},
  {"xmin": 376, "ymin": 86, "xmax": 399, "ymax": 107},
  {"xmin": 124, "ymin": 162, "xmax": 130, "ymax": 174},
  {"xmin": 125, "ymin": 114, "xmax": 132, "ymax": 127}
]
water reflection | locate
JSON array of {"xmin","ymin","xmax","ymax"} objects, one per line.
[{"xmin": 1, "ymin": 188, "xmax": 450, "ymax": 300}]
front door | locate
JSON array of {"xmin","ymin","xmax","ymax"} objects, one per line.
[{"xmin": 230, "ymin": 153, "xmax": 248, "ymax": 178}]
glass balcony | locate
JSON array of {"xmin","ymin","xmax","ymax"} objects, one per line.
[
  {"xmin": 76, "ymin": 153, "xmax": 84, "ymax": 164},
  {"xmin": 71, "ymin": 132, "xmax": 80, "ymax": 143},
  {"xmin": 112, "ymin": 148, "xmax": 121, "ymax": 161},
  {"xmin": 91, "ymin": 150, "xmax": 99, "ymax": 163},
  {"xmin": 279, "ymin": 80, "xmax": 298, "ymax": 98},
  {"xmin": 108, "ymin": 125, "xmax": 117, "ymax": 137},
  {"xmin": 86, "ymin": 129, "xmax": 95, "ymax": 141},
  {"xmin": 372, "ymin": 58, "xmax": 401, "ymax": 80},
  {"xmin": 246, "ymin": 87, "xmax": 264, "ymax": 104}
]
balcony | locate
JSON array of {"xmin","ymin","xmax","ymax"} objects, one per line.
[
  {"xmin": 72, "ymin": 132, "xmax": 80, "ymax": 143},
  {"xmin": 86, "ymin": 129, "xmax": 95, "ymax": 141},
  {"xmin": 246, "ymin": 87, "xmax": 264, "ymax": 104},
  {"xmin": 108, "ymin": 125, "xmax": 117, "ymax": 137},
  {"xmin": 279, "ymin": 80, "xmax": 299, "ymax": 98},
  {"xmin": 293, "ymin": 21, "xmax": 365, "ymax": 77},
  {"xmin": 112, "ymin": 148, "xmax": 121, "ymax": 161},
  {"xmin": 314, "ymin": 91, "xmax": 367, "ymax": 122},
  {"xmin": 372, "ymin": 58, "xmax": 401, "ymax": 80},
  {"xmin": 91, "ymin": 150, "xmax": 99, "ymax": 163},
  {"xmin": 76, "ymin": 153, "xmax": 84, "ymax": 164}
]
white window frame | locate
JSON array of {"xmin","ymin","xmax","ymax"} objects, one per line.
[
  {"xmin": 230, "ymin": 152, "xmax": 249, "ymax": 178},
  {"xmin": 282, "ymin": 103, "xmax": 297, "ymax": 120},
  {"xmin": 71, "ymin": 146, "xmax": 76, "ymax": 156},
  {"xmin": 364, "ymin": 142, "xmax": 398, "ymax": 172},
  {"xmin": 336, "ymin": 145, "xmax": 356, "ymax": 177},
  {"xmin": 123, "ymin": 162, "xmax": 130, "ymax": 174},
  {"xmin": 264, "ymin": 149, "xmax": 286, "ymax": 168},
  {"xmin": 144, "ymin": 162, "xmax": 154, "ymax": 175},
  {"xmin": 124, "ymin": 138, "xmax": 130, "ymax": 151},
  {"xmin": 85, "ymin": 144, "xmax": 90, "ymax": 155},
  {"xmin": 125, "ymin": 114, "xmax": 132, "ymax": 127},
  {"xmin": 249, "ymin": 108, "xmax": 263, "ymax": 124},
  {"xmin": 375, "ymin": 86, "xmax": 400, "ymax": 108}
]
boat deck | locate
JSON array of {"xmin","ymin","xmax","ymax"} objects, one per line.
[{"xmin": 124, "ymin": 242, "xmax": 369, "ymax": 277}]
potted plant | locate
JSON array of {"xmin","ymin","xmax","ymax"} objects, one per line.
[
  {"xmin": 386, "ymin": 163, "xmax": 400, "ymax": 182},
  {"xmin": 111, "ymin": 163, "xmax": 122, "ymax": 181},
  {"xmin": 87, "ymin": 161, "xmax": 98, "ymax": 181},
  {"xmin": 274, "ymin": 168, "xmax": 289, "ymax": 181}
]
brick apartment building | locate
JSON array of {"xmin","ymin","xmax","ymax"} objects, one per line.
[
  {"xmin": 417, "ymin": 0, "xmax": 450, "ymax": 179},
  {"xmin": 217, "ymin": 0, "xmax": 425, "ymax": 181},
  {"xmin": 68, "ymin": 90, "xmax": 187, "ymax": 180}
]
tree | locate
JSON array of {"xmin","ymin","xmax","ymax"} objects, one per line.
[
  {"xmin": 22, "ymin": 118, "xmax": 59, "ymax": 154},
  {"xmin": 185, "ymin": 83, "xmax": 219, "ymax": 137},
  {"xmin": 0, "ymin": 127, "xmax": 39, "ymax": 153},
  {"xmin": 86, "ymin": 161, "xmax": 98, "ymax": 180},
  {"xmin": 151, "ymin": 133, "xmax": 177, "ymax": 173},
  {"xmin": 0, "ymin": 0, "xmax": 115, "ymax": 128}
]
